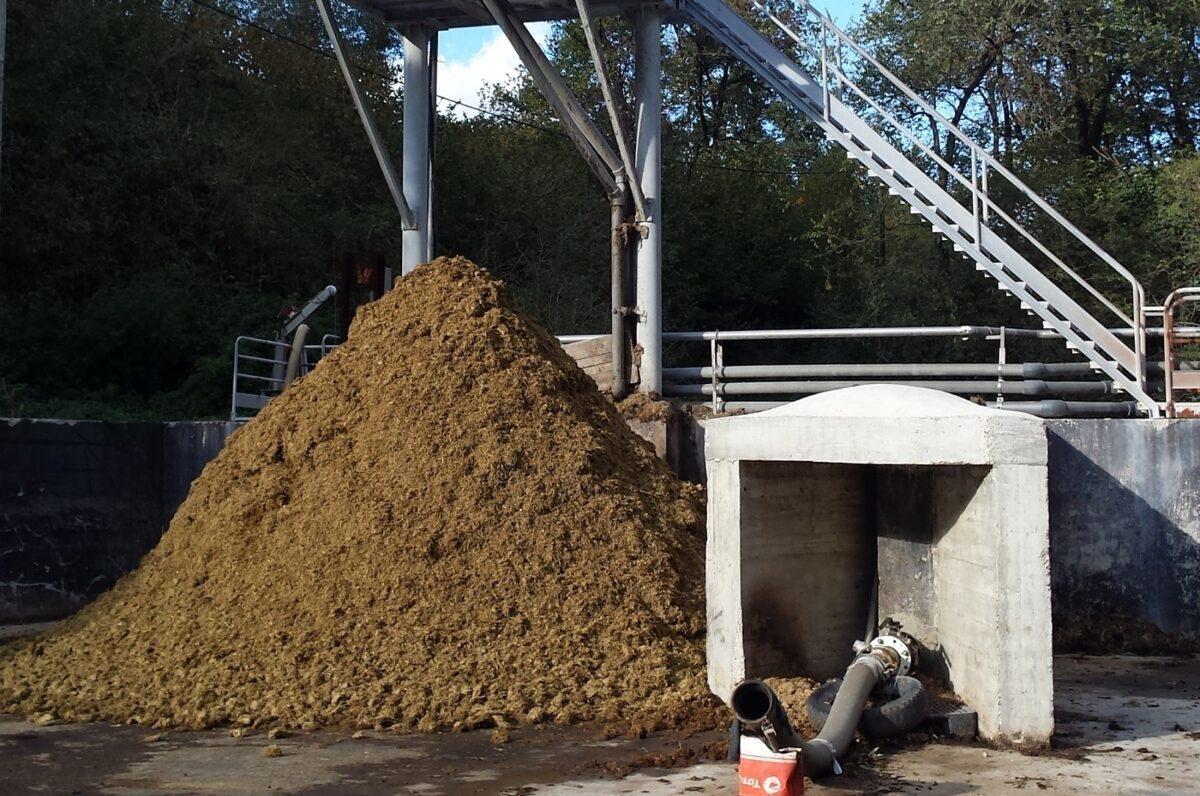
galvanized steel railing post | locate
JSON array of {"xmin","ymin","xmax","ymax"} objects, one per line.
[
  {"xmin": 971, "ymin": 147, "xmax": 981, "ymax": 244},
  {"xmin": 710, "ymin": 332, "xmax": 724, "ymax": 414}
]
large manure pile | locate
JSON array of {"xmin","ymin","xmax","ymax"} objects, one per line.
[{"xmin": 0, "ymin": 257, "xmax": 714, "ymax": 733}]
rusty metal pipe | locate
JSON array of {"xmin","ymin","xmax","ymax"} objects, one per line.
[{"xmin": 610, "ymin": 190, "xmax": 630, "ymax": 400}]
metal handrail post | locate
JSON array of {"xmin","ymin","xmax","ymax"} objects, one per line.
[
  {"xmin": 1161, "ymin": 287, "xmax": 1200, "ymax": 417},
  {"xmin": 705, "ymin": 333, "xmax": 715, "ymax": 413},
  {"xmin": 820, "ymin": 29, "xmax": 830, "ymax": 121},
  {"xmin": 761, "ymin": 0, "xmax": 1147, "ymax": 335},
  {"xmin": 971, "ymin": 147, "xmax": 981, "ymax": 244}
]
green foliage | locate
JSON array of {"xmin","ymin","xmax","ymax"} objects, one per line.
[{"xmin": 0, "ymin": 0, "xmax": 1196, "ymax": 419}]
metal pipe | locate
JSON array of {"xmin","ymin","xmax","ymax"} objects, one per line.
[
  {"xmin": 610, "ymin": 190, "xmax": 630, "ymax": 400},
  {"xmin": 401, "ymin": 26, "xmax": 433, "ymax": 273},
  {"xmin": 662, "ymin": 325, "xmax": 1003, "ymax": 342},
  {"xmin": 560, "ymin": 325, "xmax": 1189, "ymax": 343},
  {"xmin": 664, "ymin": 379, "xmax": 1116, "ymax": 398},
  {"xmin": 315, "ymin": 0, "xmax": 415, "ymax": 230},
  {"xmin": 664, "ymin": 362, "xmax": 1101, "ymax": 381},
  {"xmin": 426, "ymin": 31, "xmax": 438, "ymax": 260},
  {"xmin": 985, "ymin": 400, "xmax": 1141, "ymax": 419},
  {"xmin": 634, "ymin": 8, "xmax": 663, "ymax": 396},
  {"xmin": 574, "ymin": 0, "xmax": 647, "ymax": 220},
  {"xmin": 715, "ymin": 400, "xmax": 1141, "ymax": 418}
]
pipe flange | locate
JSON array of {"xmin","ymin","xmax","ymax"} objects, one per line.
[{"xmin": 869, "ymin": 635, "xmax": 914, "ymax": 677}]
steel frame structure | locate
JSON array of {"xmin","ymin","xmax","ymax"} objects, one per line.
[
  {"xmin": 323, "ymin": 0, "xmax": 665, "ymax": 399},
  {"xmin": 320, "ymin": 0, "xmax": 1198, "ymax": 415}
]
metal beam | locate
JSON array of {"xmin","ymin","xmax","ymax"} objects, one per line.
[
  {"xmin": 634, "ymin": 7, "xmax": 662, "ymax": 394},
  {"xmin": 402, "ymin": 26, "xmax": 434, "ymax": 271},
  {"xmin": 478, "ymin": 0, "xmax": 621, "ymax": 196},
  {"xmin": 574, "ymin": 0, "xmax": 647, "ymax": 219},
  {"xmin": 314, "ymin": 0, "xmax": 416, "ymax": 230}
]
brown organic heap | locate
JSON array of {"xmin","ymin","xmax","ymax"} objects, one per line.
[{"xmin": 0, "ymin": 257, "xmax": 716, "ymax": 734}]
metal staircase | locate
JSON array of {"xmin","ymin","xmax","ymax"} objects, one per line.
[{"xmin": 680, "ymin": 0, "xmax": 1162, "ymax": 416}]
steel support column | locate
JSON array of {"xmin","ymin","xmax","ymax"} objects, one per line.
[
  {"xmin": 402, "ymin": 27, "xmax": 434, "ymax": 273},
  {"xmin": 634, "ymin": 8, "xmax": 663, "ymax": 394}
]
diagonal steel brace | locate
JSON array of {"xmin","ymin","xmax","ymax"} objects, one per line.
[
  {"xmin": 477, "ymin": 0, "xmax": 623, "ymax": 198},
  {"xmin": 315, "ymin": 0, "xmax": 416, "ymax": 229}
]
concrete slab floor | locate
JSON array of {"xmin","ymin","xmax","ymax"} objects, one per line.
[{"xmin": 1, "ymin": 655, "xmax": 1198, "ymax": 794}]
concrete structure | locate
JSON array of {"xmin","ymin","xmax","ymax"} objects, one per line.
[
  {"xmin": 0, "ymin": 418, "xmax": 236, "ymax": 623},
  {"xmin": 1049, "ymin": 420, "xmax": 1200, "ymax": 641},
  {"xmin": 704, "ymin": 385, "xmax": 1054, "ymax": 746}
]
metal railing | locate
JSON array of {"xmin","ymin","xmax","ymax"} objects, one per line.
[
  {"xmin": 763, "ymin": 0, "xmax": 1147, "ymax": 343},
  {"xmin": 681, "ymin": 0, "xmax": 1158, "ymax": 411},
  {"xmin": 652, "ymin": 325, "xmax": 1129, "ymax": 414},
  {"xmin": 761, "ymin": 0, "xmax": 1148, "ymax": 367},
  {"xmin": 1162, "ymin": 288, "xmax": 1200, "ymax": 417},
  {"xmin": 230, "ymin": 334, "xmax": 341, "ymax": 422}
]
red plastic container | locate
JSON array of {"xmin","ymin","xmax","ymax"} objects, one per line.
[{"xmin": 737, "ymin": 736, "xmax": 804, "ymax": 796}]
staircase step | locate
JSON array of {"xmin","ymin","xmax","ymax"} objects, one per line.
[{"xmin": 686, "ymin": 0, "xmax": 1155, "ymax": 413}]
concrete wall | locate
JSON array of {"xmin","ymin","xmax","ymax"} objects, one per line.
[
  {"xmin": 686, "ymin": 412, "xmax": 1200, "ymax": 643},
  {"xmin": 1048, "ymin": 420, "xmax": 1200, "ymax": 641},
  {"xmin": 0, "ymin": 418, "xmax": 236, "ymax": 623},
  {"xmin": 5, "ymin": 411, "xmax": 1200, "ymax": 648},
  {"xmin": 739, "ymin": 461, "xmax": 874, "ymax": 680}
]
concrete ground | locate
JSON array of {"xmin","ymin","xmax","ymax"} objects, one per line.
[{"xmin": 2, "ymin": 655, "xmax": 1199, "ymax": 794}]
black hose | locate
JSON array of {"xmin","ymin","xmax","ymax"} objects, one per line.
[
  {"xmin": 801, "ymin": 658, "xmax": 884, "ymax": 778},
  {"xmin": 731, "ymin": 679, "xmax": 797, "ymax": 752}
]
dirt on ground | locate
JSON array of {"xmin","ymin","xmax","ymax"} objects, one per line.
[
  {"xmin": 615, "ymin": 392, "xmax": 675, "ymax": 423},
  {"xmin": 764, "ymin": 676, "xmax": 819, "ymax": 737},
  {"xmin": 1055, "ymin": 611, "xmax": 1200, "ymax": 656},
  {"xmin": 0, "ymin": 256, "xmax": 722, "ymax": 735}
]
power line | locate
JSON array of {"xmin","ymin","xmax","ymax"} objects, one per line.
[{"xmin": 186, "ymin": 0, "xmax": 842, "ymax": 180}]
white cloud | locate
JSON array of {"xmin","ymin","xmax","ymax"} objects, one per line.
[{"xmin": 436, "ymin": 24, "xmax": 550, "ymax": 118}]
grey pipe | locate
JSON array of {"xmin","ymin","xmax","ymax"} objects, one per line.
[
  {"xmin": 664, "ymin": 362, "xmax": 1100, "ymax": 380},
  {"xmin": 730, "ymin": 679, "xmax": 797, "ymax": 753},
  {"xmin": 801, "ymin": 657, "xmax": 885, "ymax": 778},
  {"xmin": 664, "ymin": 379, "xmax": 1114, "ymax": 398},
  {"xmin": 610, "ymin": 192, "xmax": 630, "ymax": 400},
  {"xmin": 986, "ymin": 400, "xmax": 1141, "ymax": 418}
]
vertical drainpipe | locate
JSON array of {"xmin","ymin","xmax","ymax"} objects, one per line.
[
  {"xmin": 634, "ymin": 8, "xmax": 663, "ymax": 396},
  {"xmin": 401, "ymin": 27, "xmax": 432, "ymax": 275},
  {"xmin": 611, "ymin": 183, "xmax": 630, "ymax": 401}
]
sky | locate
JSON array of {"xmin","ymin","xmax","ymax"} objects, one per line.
[{"xmin": 434, "ymin": 1, "xmax": 867, "ymax": 117}]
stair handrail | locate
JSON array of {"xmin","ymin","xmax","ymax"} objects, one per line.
[
  {"xmin": 1162, "ymin": 287, "xmax": 1200, "ymax": 417},
  {"xmin": 751, "ymin": 0, "xmax": 1148, "ymax": 376}
]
